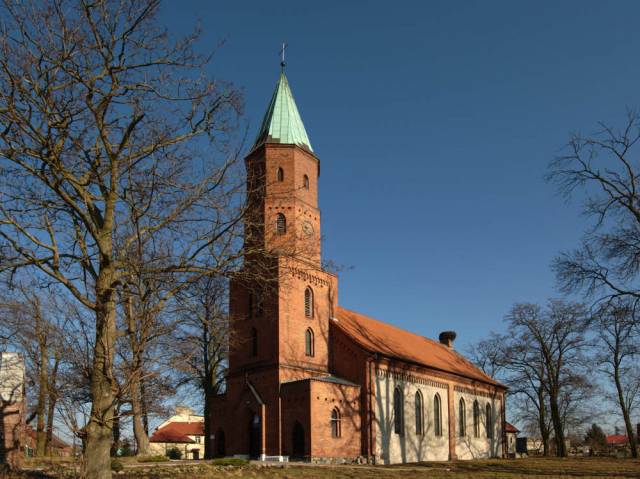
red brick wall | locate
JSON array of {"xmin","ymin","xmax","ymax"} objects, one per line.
[
  {"xmin": 309, "ymin": 380, "xmax": 361, "ymax": 459},
  {"xmin": 1, "ymin": 401, "xmax": 24, "ymax": 467}
]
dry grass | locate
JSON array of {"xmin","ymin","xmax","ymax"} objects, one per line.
[{"xmin": 4, "ymin": 456, "xmax": 640, "ymax": 479}]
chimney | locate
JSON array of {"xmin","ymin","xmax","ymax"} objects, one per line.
[{"xmin": 439, "ymin": 331, "xmax": 457, "ymax": 349}]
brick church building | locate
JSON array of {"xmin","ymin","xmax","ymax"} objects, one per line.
[{"xmin": 209, "ymin": 69, "xmax": 506, "ymax": 464}]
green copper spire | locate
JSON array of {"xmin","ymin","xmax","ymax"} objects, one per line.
[{"xmin": 253, "ymin": 72, "xmax": 313, "ymax": 153}]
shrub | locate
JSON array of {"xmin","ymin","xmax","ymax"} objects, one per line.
[
  {"xmin": 166, "ymin": 447, "xmax": 182, "ymax": 460},
  {"xmin": 111, "ymin": 459, "xmax": 124, "ymax": 472},
  {"xmin": 211, "ymin": 457, "xmax": 249, "ymax": 466},
  {"xmin": 137, "ymin": 455, "xmax": 167, "ymax": 463}
]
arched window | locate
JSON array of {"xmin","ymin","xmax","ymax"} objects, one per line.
[
  {"xmin": 255, "ymin": 291, "xmax": 263, "ymax": 317},
  {"xmin": 415, "ymin": 391, "xmax": 424, "ymax": 435},
  {"xmin": 304, "ymin": 287, "xmax": 313, "ymax": 318},
  {"xmin": 276, "ymin": 213, "xmax": 286, "ymax": 235},
  {"xmin": 434, "ymin": 394, "xmax": 442, "ymax": 436},
  {"xmin": 303, "ymin": 174, "xmax": 310, "ymax": 189},
  {"xmin": 251, "ymin": 328, "xmax": 258, "ymax": 357},
  {"xmin": 248, "ymin": 293, "xmax": 253, "ymax": 319},
  {"xmin": 305, "ymin": 328, "xmax": 314, "ymax": 357},
  {"xmin": 458, "ymin": 398, "xmax": 466, "ymax": 437},
  {"xmin": 330, "ymin": 408, "xmax": 341, "ymax": 438},
  {"xmin": 277, "ymin": 167, "xmax": 284, "ymax": 182},
  {"xmin": 486, "ymin": 403, "xmax": 493, "ymax": 439},
  {"xmin": 393, "ymin": 387, "xmax": 404, "ymax": 435},
  {"xmin": 473, "ymin": 400, "xmax": 480, "ymax": 438}
]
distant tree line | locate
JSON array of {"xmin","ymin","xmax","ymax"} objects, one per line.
[{"xmin": 470, "ymin": 113, "xmax": 640, "ymax": 458}]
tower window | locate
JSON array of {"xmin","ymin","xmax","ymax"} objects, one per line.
[
  {"xmin": 473, "ymin": 400, "xmax": 480, "ymax": 438},
  {"xmin": 248, "ymin": 293, "xmax": 253, "ymax": 319},
  {"xmin": 458, "ymin": 398, "xmax": 466, "ymax": 437},
  {"xmin": 303, "ymin": 174, "xmax": 309, "ymax": 190},
  {"xmin": 305, "ymin": 328, "xmax": 314, "ymax": 357},
  {"xmin": 251, "ymin": 328, "xmax": 258, "ymax": 357},
  {"xmin": 276, "ymin": 213, "xmax": 286, "ymax": 235},
  {"xmin": 304, "ymin": 287, "xmax": 313, "ymax": 318},
  {"xmin": 393, "ymin": 387, "xmax": 403, "ymax": 435},
  {"xmin": 330, "ymin": 408, "xmax": 341, "ymax": 438},
  {"xmin": 434, "ymin": 393, "xmax": 442, "ymax": 436},
  {"xmin": 277, "ymin": 167, "xmax": 284, "ymax": 182},
  {"xmin": 415, "ymin": 391, "xmax": 424, "ymax": 436},
  {"xmin": 486, "ymin": 403, "xmax": 493, "ymax": 439}
]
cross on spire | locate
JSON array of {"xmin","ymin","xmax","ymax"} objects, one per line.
[{"xmin": 280, "ymin": 42, "xmax": 287, "ymax": 71}]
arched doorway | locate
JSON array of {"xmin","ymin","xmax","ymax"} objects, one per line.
[
  {"xmin": 292, "ymin": 421, "xmax": 305, "ymax": 458},
  {"xmin": 249, "ymin": 413, "xmax": 261, "ymax": 458},
  {"xmin": 215, "ymin": 429, "xmax": 225, "ymax": 458}
]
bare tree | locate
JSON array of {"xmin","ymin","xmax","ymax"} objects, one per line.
[
  {"xmin": 506, "ymin": 301, "xmax": 591, "ymax": 457},
  {"xmin": 547, "ymin": 111, "xmax": 640, "ymax": 307},
  {"xmin": 0, "ymin": 285, "xmax": 68, "ymax": 457},
  {"xmin": 0, "ymin": 1, "xmax": 243, "ymax": 476},
  {"xmin": 172, "ymin": 276, "xmax": 229, "ymax": 459},
  {"xmin": 593, "ymin": 300, "xmax": 639, "ymax": 457}
]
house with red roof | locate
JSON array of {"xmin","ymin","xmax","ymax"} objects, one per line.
[
  {"xmin": 149, "ymin": 407, "xmax": 204, "ymax": 459},
  {"xmin": 208, "ymin": 69, "xmax": 507, "ymax": 464}
]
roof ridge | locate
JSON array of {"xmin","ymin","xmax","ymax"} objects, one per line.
[{"xmin": 334, "ymin": 305, "xmax": 502, "ymax": 387}]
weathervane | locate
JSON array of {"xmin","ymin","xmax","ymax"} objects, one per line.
[{"xmin": 280, "ymin": 42, "xmax": 287, "ymax": 71}]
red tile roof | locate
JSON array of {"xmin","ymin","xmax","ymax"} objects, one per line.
[
  {"xmin": 334, "ymin": 306, "xmax": 504, "ymax": 387},
  {"xmin": 149, "ymin": 422, "xmax": 204, "ymax": 444},
  {"xmin": 505, "ymin": 422, "xmax": 519, "ymax": 433},
  {"xmin": 606, "ymin": 434, "xmax": 628, "ymax": 446}
]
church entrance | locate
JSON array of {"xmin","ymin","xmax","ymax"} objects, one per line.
[
  {"xmin": 292, "ymin": 421, "xmax": 305, "ymax": 458},
  {"xmin": 215, "ymin": 429, "xmax": 225, "ymax": 457},
  {"xmin": 249, "ymin": 413, "xmax": 261, "ymax": 458}
]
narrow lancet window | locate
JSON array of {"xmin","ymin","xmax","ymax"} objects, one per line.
[
  {"xmin": 434, "ymin": 394, "xmax": 442, "ymax": 436},
  {"xmin": 276, "ymin": 213, "xmax": 286, "ymax": 235},
  {"xmin": 304, "ymin": 287, "xmax": 313, "ymax": 318},
  {"xmin": 305, "ymin": 328, "xmax": 314, "ymax": 357}
]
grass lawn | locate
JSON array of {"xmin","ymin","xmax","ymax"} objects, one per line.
[{"xmin": 6, "ymin": 456, "xmax": 640, "ymax": 478}]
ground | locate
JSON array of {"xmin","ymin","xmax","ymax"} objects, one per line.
[{"xmin": 4, "ymin": 457, "xmax": 639, "ymax": 479}]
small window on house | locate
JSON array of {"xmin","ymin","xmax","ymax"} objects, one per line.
[
  {"xmin": 251, "ymin": 328, "xmax": 258, "ymax": 357},
  {"xmin": 473, "ymin": 400, "xmax": 480, "ymax": 438},
  {"xmin": 331, "ymin": 408, "xmax": 341, "ymax": 438},
  {"xmin": 434, "ymin": 394, "xmax": 442, "ymax": 436},
  {"xmin": 486, "ymin": 403, "xmax": 493, "ymax": 439},
  {"xmin": 393, "ymin": 387, "xmax": 404, "ymax": 435},
  {"xmin": 277, "ymin": 167, "xmax": 284, "ymax": 182},
  {"xmin": 276, "ymin": 213, "xmax": 286, "ymax": 235},
  {"xmin": 303, "ymin": 174, "xmax": 309, "ymax": 190},
  {"xmin": 304, "ymin": 287, "xmax": 313, "ymax": 318},
  {"xmin": 415, "ymin": 391, "xmax": 424, "ymax": 436},
  {"xmin": 305, "ymin": 328, "xmax": 314, "ymax": 357},
  {"xmin": 458, "ymin": 398, "xmax": 466, "ymax": 437}
]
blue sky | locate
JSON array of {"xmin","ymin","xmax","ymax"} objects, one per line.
[{"xmin": 159, "ymin": 1, "xmax": 640, "ymax": 351}]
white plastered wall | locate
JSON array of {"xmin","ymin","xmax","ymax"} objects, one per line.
[
  {"xmin": 453, "ymin": 389, "xmax": 502, "ymax": 460},
  {"xmin": 374, "ymin": 368, "xmax": 450, "ymax": 464}
]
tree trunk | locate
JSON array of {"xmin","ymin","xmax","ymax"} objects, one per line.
[
  {"xmin": 548, "ymin": 388, "xmax": 566, "ymax": 457},
  {"xmin": 536, "ymin": 380, "xmax": 550, "ymax": 456},
  {"xmin": 45, "ymin": 356, "xmax": 60, "ymax": 456},
  {"xmin": 35, "ymin": 311, "xmax": 48, "ymax": 457},
  {"xmin": 131, "ymin": 374, "xmax": 150, "ymax": 456},
  {"xmin": 85, "ymin": 270, "xmax": 117, "ymax": 479},
  {"xmin": 614, "ymin": 363, "xmax": 638, "ymax": 458},
  {"xmin": 203, "ymin": 384, "xmax": 213, "ymax": 459}
]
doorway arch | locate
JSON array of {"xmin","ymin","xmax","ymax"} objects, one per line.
[
  {"xmin": 292, "ymin": 421, "xmax": 305, "ymax": 458},
  {"xmin": 249, "ymin": 413, "xmax": 261, "ymax": 458}
]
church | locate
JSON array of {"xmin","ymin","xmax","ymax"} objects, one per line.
[{"xmin": 209, "ymin": 67, "xmax": 506, "ymax": 464}]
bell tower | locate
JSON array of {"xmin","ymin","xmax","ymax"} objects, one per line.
[
  {"xmin": 212, "ymin": 67, "xmax": 343, "ymax": 460},
  {"xmin": 228, "ymin": 71, "xmax": 337, "ymax": 380}
]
